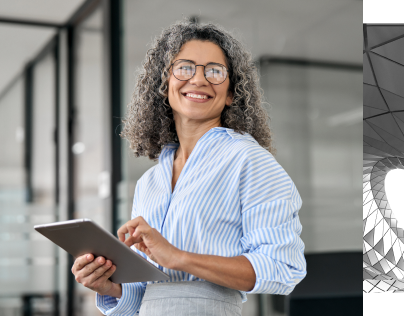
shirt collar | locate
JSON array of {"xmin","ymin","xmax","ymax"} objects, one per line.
[
  {"xmin": 222, "ymin": 128, "xmax": 258, "ymax": 144},
  {"xmin": 162, "ymin": 127, "xmax": 258, "ymax": 151}
]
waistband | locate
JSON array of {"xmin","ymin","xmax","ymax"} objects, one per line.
[{"xmin": 142, "ymin": 281, "xmax": 242, "ymax": 306}]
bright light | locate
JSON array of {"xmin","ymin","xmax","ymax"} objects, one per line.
[
  {"xmin": 72, "ymin": 142, "xmax": 85, "ymax": 155},
  {"xmin": 385, "ymin": 169, "xmax": 404, "ymax": 228}
]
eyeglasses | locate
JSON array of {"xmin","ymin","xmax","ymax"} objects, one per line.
[{"xmin": 169, "ymin": 59, "xmax": 228, "ymax": 85}]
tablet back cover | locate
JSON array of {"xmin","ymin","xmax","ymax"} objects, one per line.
[{"xmin": 35, "ymin": 219, "xmax": 169, "ymax": 283}]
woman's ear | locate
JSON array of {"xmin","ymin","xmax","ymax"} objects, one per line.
[{"xmin": 225, "ymin": 91, "xmax": 233, "ymax": 106}]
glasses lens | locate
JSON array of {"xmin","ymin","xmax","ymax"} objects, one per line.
[
  {"xmin": 205, "ymin": 64, "xmax": 227, "ymax": 84},
  {"xmin": 173, "ymin": 60, "xmax": 195, "ymax": 80}
]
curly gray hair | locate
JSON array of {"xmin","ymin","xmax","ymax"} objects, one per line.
[{"xmin": 121, "ymin": 18, "xmax": 275, "ymax": 160}]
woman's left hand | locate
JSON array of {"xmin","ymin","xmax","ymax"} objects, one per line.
[{"xmin": 117, "ymin": 216, "xmax": 182, "ymax": 269}]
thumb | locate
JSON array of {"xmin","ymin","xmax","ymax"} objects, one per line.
[{"xmin": 128, "ymin": 226, "xmax": 135, "ymax": 236}]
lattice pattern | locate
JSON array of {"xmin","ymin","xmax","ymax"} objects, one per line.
[
  {"xmin": 363, "ymin": 24, "xmax": 404, "ymax": 293},
  {"xmin": 363, "ymin": 278, "xmax": 404, "ymax": 293}
]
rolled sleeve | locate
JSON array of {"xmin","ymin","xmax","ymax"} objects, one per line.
[
  {"xmin": 96, "ymin": 282, "xmax": 147, "ymax": 315},
  {"xmin": 239, "ymin": 150, "xmax": 307, "ymax": 295}
]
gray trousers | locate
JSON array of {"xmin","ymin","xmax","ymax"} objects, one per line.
[{"xmin": 138, "ymin": 281, "xmax": 243, "ymax": 316}]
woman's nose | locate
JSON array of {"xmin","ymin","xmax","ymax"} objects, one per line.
[{"xmin": 189, "ymin": 66, "xmax": 208, "ymax": 85}]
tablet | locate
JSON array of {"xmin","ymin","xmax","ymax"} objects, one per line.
[{"xmin": 34, "ymin": 218, "xmax": 169, "ymax": 284}]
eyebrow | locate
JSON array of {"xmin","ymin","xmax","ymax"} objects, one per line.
[{"xmin": 180, "ymin": 59, "xmax": 227, "ymax": 67}]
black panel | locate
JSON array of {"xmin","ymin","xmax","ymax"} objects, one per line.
[{"xmin": 289, "ymin": 296, "xmax": 362, "ymax": 316}]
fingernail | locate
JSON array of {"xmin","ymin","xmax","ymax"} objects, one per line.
[{"xmin": 87, "ymin": 255, "xmax": 91, "ymax": 260}]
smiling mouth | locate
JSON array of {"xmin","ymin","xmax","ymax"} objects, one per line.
[{"xmin": 182, "ymin": 93, "xmax": 213, "ymax": 100}]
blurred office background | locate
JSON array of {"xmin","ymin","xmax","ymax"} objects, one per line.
[{"xmin": 0, "ymin": 0, "xmax": 362, "ymax": 315}]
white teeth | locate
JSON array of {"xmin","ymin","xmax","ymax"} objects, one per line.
[{"xmin": 185, "ymin": 93, "xmax": 209, "ymax": 99}]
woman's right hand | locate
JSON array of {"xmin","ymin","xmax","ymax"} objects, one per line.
[{"xmin": 71, "ymin": 254, "xmax": 122, "ymax": 298}]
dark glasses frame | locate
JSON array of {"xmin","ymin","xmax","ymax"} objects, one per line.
[{"xmin": 169, "ymin": 59, "xmax": 228, "ymax": 85}]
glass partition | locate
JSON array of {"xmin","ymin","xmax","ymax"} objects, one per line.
[
  {"xmin": 0, "ymin": 78, "xmax": 26, "ymax": 314},
  {"xmin": 74, "ymin": 5, "xmax": 106, "ymax": 228},
  {"xmin": 0, "ymin": 51, "xmax": 59, "ymax": 314},
  {"xmin": 73, "ymin": 4, "xmax": 108, "ymax": 315},
  {"xmin": 72, "ymin": 4, "xmax": 107, "ymax": 226},
  {"xmin": 30, "ymin": 51, "xmax": 59, "ymax": 313},
  {"xmin": 31, "ymin": 51, "xmax": 57, "ymax": 292}
]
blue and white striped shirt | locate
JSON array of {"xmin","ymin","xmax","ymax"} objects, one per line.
[{"xmin": 96, "ymin": 127, "xmax": 306, "ymax": 315}]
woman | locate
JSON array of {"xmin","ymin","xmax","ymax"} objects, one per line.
[{"xmin": 71, "ymin": 19, "xmax": 306, "ymax": 315}]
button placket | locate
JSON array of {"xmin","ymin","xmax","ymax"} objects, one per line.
[{"xmin": 159, "ymin": 128, "xmax": 220, "ymax": 233}]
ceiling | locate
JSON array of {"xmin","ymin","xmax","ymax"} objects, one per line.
[
  {"xmin": 124, "ymin": 0, "xmax": 362, "ymax": 65},
  {"xmin": 0, "ymin": 0, "xmax": 85, "ymax": 94},
  {"xmin": 0, "ymin": 0, "xmax": 362, "ymax": 95},
  {"xmin": 0, "ymin": 0, "xmax": 84, "ymax": 23}
]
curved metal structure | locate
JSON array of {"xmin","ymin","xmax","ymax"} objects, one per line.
[{"xmin": 363, "ymin": 24, "xmax": 404, "ymax": 293}]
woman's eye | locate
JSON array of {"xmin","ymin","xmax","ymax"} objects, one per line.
[{"xmin": 208, "ymin": 69, "xmax": 221, "ymax": 74}]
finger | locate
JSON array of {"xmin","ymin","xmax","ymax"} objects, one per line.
[
  {"xmin": 135, "ymin": 241, "xmax": 147, "ymax": 252},
  {"xmin": 127, "ymin": 219, "xmax": 143, "ymax": 238},
  {"xmin": 117, "ymin": 218, "xmax": 140, "ymax": 241},
  {"xmin": 142, "ymin": 244, "xmax": 150, "ymax": 255},
  {"xmin": 126, "ymin": 230, "xmax": 146, "ymax": 247},
  {"xmin": 118, "ymin": 217, "xmax": 147, "ymax": 243},
  {"xmin": 73, "ymin": 254, "xmax": 94, "ymax": 273},
  {"xmin": 86, "ymin": 259, "xmax": 114, "ymax": 284},
  {"xmin": 124, "ymin": 235, "xmax": 138, "ymax": 247},
  {"xmin": 127, "ymin": 224, "xmax": 135, "ymax": 236},
  {"xmin": 100, "ymin": 263, "xmax": 116, "ymax": 281},
  {"xmin": 134, "ymin": 243, "xmax": 142, "ymax": 253},
  {"xmin": 117, "ymin": 224, "xmax": 129, "ymax": 242},
  {"xmin": 135, "ymin": 240, "xmax": 152, "ymax": 259},
  {"xmin": 132, "ymin": 225, "xmax": 152, "ymax": 241},
  {"xmin": 106, "ymin": 264, "xmax": 117, "ymax": 278},
  {"xmin": 79, "ymin": 256, "xmax": 107, "ymax": 278},
  {"xmin": 100, "ymin": 264, "xmax": 117, "ymax": 281},
  {"xmin": 92, "ymin": 265, "xmax": 117, "ymax": 287}
]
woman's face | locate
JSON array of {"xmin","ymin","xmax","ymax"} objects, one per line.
[{"xmin": 167, "ymin": 40, "xmax": 233, "ymax": 126}]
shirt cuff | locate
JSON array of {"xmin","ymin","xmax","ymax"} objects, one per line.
[
  {"xmin": 242, "ymin": 252, "xmax": 303, "ymax": 295},
  {"xmin": 95, "ymin": 282, "xmax": 146, "ymax": 315}
]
